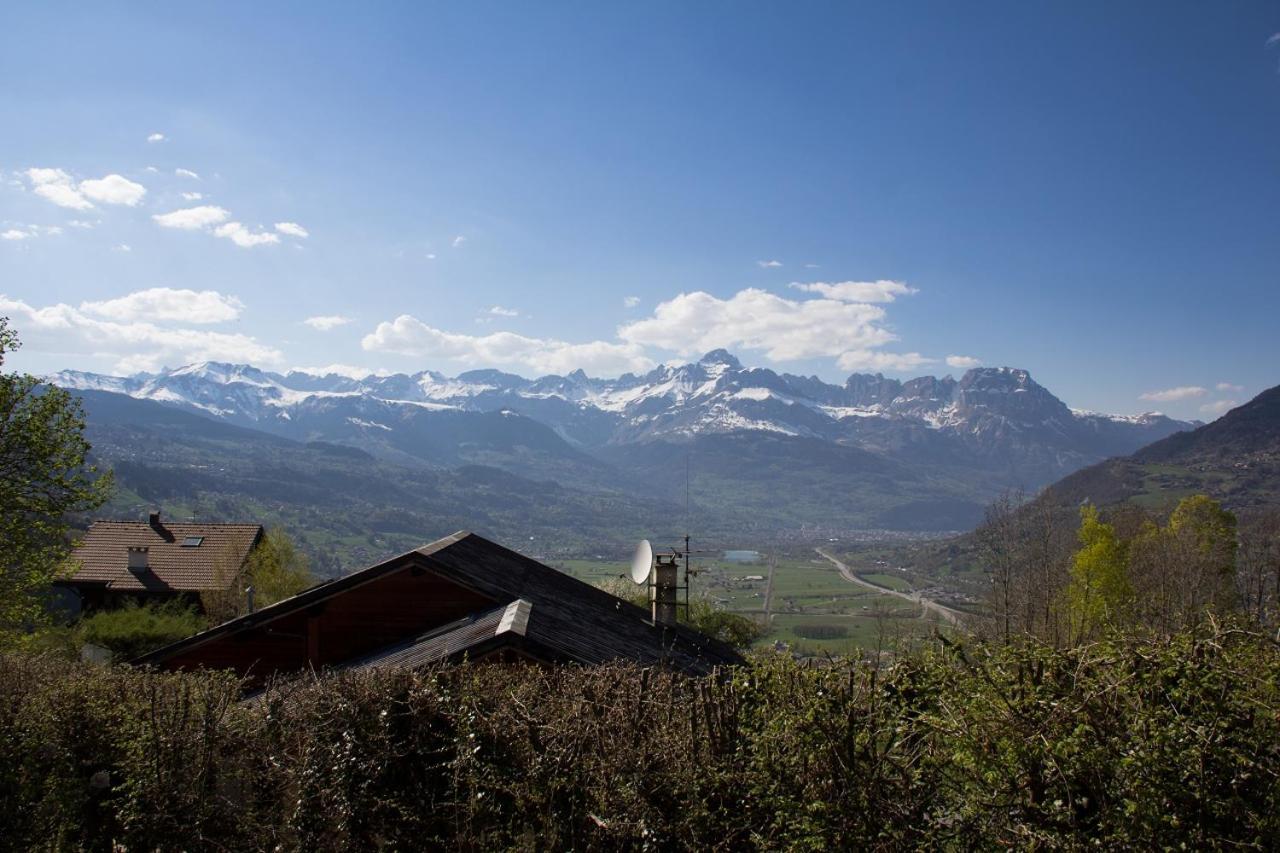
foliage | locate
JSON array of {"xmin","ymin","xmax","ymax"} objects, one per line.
[
  {"xmin": 1, "ymin": 622, "xmax": 1277, "ymax": 849},
  {"xmin": 76, "ymin": 600, "xmax": 207, "ymax": 661},
  {"xmin": 1065, "ymin": 504, "xmax": 1132, "ymax": 642},
  {"xmin": 1128, "ymin": 495, "xmax": 1239, "ymax": 634},
  {"xmin": 201, "ymin": 528, "xmax": 314, "ymax": 623},
  {"xmin": 982, "ymin": 493, "xmax": 1261, "ymax": 644},
  {"xmin": 0, "ymin": 319, "xmax": 111, "ymax": 646},
  {"xmin": 684, "ymin": 598, "xmax": 764, "ymax": 648},
  {"xmin": 246, "ymin": 528, "xmax": 313, "ymax": 607}
]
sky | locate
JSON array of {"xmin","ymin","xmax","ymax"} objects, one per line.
[{"xmin": 2, "ymin": 2, "xmax": 1278, "ymax": 421}]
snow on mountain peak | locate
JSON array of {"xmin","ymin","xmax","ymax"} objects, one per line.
[{"xmin": 50, "ymin": 352, "xmax": 1193, "ymax": 451}]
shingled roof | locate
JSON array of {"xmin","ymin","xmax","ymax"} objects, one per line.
[
  {"xmin": 135, "ymin": 531, "xmax": 744, "ymax": 677},
  {"xmin": 65, "ymin": 515, "xmax": 263, "ymax": 592}
]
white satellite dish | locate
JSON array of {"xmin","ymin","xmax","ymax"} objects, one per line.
[{"xmin": 629, "ymin": 539, "xmax": 653, "ymax": 585}]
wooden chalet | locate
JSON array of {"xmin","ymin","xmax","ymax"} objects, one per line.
[
  {"xmin": 133, "ymin": 531, "xmax": 744, "ymax": 683},
  {"xmin": 60, "ymin": 512, "xmax": 264, "ymax": 613}
]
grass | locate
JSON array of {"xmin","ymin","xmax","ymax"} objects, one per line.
[{"xmin": 859, "ymin": 572, "xmax": 913, "ymax": 592}]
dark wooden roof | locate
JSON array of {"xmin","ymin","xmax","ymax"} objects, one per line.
[
  {"xmin": 135, "ymin": 531, "xmax": 743, "ymax": 675},
  {"xmin": 65, "ymin": 519, "xmax": 263, "ymax": 592}
]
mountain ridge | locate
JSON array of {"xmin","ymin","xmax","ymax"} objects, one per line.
[
  {"xmin": 51, "ymin": 352, "xmax": 1190, "ymax": 449},
  {"xmin": 53, "ymin": 352, "xmax": 1198, "ymax": 532}
]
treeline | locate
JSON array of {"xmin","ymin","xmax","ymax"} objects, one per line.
[
  {"xmin": 977, "ymin": 493, "xmax": 1280, "ymax": 645},
  {"xmin": 3, "ymin": 622, "xmax": 1278, "ymax": 850}
]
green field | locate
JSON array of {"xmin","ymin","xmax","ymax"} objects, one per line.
[
  {"xmin": 553, "ymin": 552, "xmax": 948, "ymax": 656},
  {"xmin": 859, "ymin": 571, "xmax": 913, "ymax": 592}
]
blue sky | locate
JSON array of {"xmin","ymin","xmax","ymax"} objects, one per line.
[{"xmin": 2, "ymin": 2, "xmax": 1278, "ymax": 420}]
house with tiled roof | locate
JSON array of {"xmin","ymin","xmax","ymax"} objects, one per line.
[
  {"xmin": 134, "ymin": 530, "xmax": 744, "ymax": 686},
  {"xmin": 59, "ymin": 511, "xmax": 264, "ymax": 613}
]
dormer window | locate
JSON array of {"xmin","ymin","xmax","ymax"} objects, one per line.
[
  {"xmin": 127, "ymin": 546, "xmax": 149, "ymax": 571},
  {"xmin": 181, "ymin": 536, "xmax": 204, "ymax": 548}
]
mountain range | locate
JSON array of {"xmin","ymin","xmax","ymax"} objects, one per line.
[{"xmin": 53, "ymin": 351, "xmax": 1197, "ymax": 559}]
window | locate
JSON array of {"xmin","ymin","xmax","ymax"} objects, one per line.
[{"xmin": 181, "ymin": 536, "xmax": 204, "ymax": 547}]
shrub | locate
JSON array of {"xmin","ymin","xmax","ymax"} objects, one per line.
[
  {"xmin": 0, "ymin": 621, "xmax": 1277, "ymax": 849},
  {"xmin": 77, "ymin": 600, "xmax": 206, "ymax": 661}
]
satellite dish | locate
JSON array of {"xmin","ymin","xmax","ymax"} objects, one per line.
[{"xmin": 629, "ymin": 539, "xmax": 653, "ymax": 585}]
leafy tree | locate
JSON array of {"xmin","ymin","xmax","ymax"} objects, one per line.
[
  {"xmin": 246, "ymin": 528, "xmax": 313, "ymax": 608},
  {"xmin": 1129, "ymin": 495, "xmax": 1238, "ymax": 632},
  {"xmin": 0, "ymin": 319, "xmax": 111, "ymax": 646},
  {"xmin": 1065, "ymin": 504, "xmax": 1132, "ymax": 642},
  {"xmin": 1168, "ymin": 494, "xmax": 1237, "ymax": 575},
  {"xmin": 201, "ymin": 528, "xmax": 313, "ymax": 624},
  {"xmin": 685, "ymin": 598, "xmax": 764, "ymax": 649}
]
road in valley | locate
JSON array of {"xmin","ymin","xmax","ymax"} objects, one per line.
[{"xmin": 815, "ymin": 548, "xmax": 965, "ymax": 627}]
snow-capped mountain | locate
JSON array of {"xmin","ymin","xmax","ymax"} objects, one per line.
[{"xmin": 52, "ymin": 350, "xmax": 1192, "ymax": 488}]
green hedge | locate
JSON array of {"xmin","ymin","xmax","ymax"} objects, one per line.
[
  {"xmin": 1, "ymin": 623, "xmax": 1278, "ymax": 849},
  {"xmin": 76, "ymin": 600, "xmax": 208, "ymax": 661}
]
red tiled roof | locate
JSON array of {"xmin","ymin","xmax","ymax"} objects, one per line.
[{"xmin": 66, "ymin": 520, "xmax": 263, "ymax": 592}]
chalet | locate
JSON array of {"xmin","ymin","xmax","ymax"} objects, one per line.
[
  {"xmin": 59, "ymin": 512, "xmax": 264, "ymax": 613},
  {"xmin": 133, "ymin": 531, "xmax": 743, "ymax": 683}
]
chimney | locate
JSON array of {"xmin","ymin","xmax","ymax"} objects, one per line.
[
  {"xmin": 651, "ymin": 554, "xmax": 680, "ymax": 627},
  {"xmin": 148, "ymin": 509, "xmax": 174, "ymax": 542},
  {"xmin": 127, "ymin": 546, "xmax": 149, "ymax": 572}
]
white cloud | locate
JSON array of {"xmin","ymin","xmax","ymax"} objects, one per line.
[
  {"xmin": 68, "ymin": 219, "xmax": 97, "ymax": 229},
  {"xmin": 426, "ymin": 252, "xmax": 437, "ymax": 260},
  {"xmin": 147, "ymin": 132, "xmax": 166, "ymax": 143},
  {"xmin": 789, "ymin": 280, "xmax": 918, "ymax": 303},
  {"xmin": 214, "ymin": 221, "xmax": 280, "ymax": 248},
  {"xmin": 1216, "ymin": 382, "xmax": 1243, "ymax": 393},
  {"xmin": 289, "ymin": 364, "xmax": 392, "ymax": 380},
  {"xmin": 144, "ymin": 166, "xmax": 160, "ymax": 174},
  {"xmin": 80, "ymin": 287, "xmax": 245, "ymax": 324},
  {"xmin": 1200, "ymin": 399, "xmax": 1237, "ymax": 416},
  {"xmin": 303, "ymin": 315, "xmax": 353, "ymax": 331},
  {"xmin": 757, "ymin": 259, "xmax": 782, "ymax": 268},
  {"xmin": 78, "ymin": 174, "xmax": 146, "ymax": 206},
  {"xmin": 362, "ymin": 315, "xmax": 654, "ymax": 376},
  {"xmin": 25, "ymin": 168, "xmax": 146, "ymax": 209},
  {"xmin": 25, "ymin": 168, "xmax": 93, "ymax": 210},
  {"xmin": 153, "ymin": 205, "xmax": 229, "ymax": 230},
  {"xmin": 113, "ymin": 244, "xmax": 131, "ymax": 253},
  {"xmin": 1268, "ymin": 32, "xmax": 1280, "ymax": 46},
  {"xmin": 274, "ymin": 221, "xmax": 309, "ymax": 238},
  {"xmin": 181, "ymin": 192, "xmax": 203, "ymax": 201},
  {"xmin": 1, "ymin": 224, "xmax": 62, "ymax": 241},
  {"xmin": 804, "ymin": 263, "xmax": 821, "ymax": 269},
  {"xmin": 618, "ymin": 288, "xmax": 896, "ymax": 362},
  {"xmin": 1139, "ymin": 385, "xmax": 1208, "ymax": 402},
  {"xmin": 945, "ymin": 355, "xmax": 982, "ymax": 369},
  {"xmin": 175, "ymin": 168, "xmax": 200, "ymax": 180},
  {"xmin": 452, "ymin": 235, "xmax": 466, "ymax": 248},
  {"xmin": 623, "ymin": 296, "xmax": 640, "ymax": 308},
  {"xmin": 488, "ymin": 306, "xmax": 519, "ymax": 317},
  {"xmin": 153, "ymin": 206, "xmax": 285, "ymax": 248},
  {"xmin": 837, "ymin": 350, "xmax": 935, "ymax": 372},
  {"xmin": 0, "ymin": 294, "xmax": 281, "ymax": 373}
]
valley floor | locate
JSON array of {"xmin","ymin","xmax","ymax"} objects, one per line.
[{"xmin": 554, "ymin": 532, "xmax": 971, "ymax": 656}]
